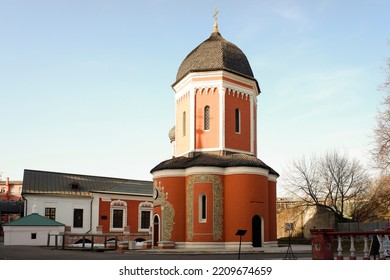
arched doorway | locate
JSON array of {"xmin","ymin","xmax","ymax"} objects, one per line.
[
  {"xmin": 252, "ymin": 215, "xmax": 262, "ymax": 247},
  {"xmin": 153, "ymin": 215, "xmax": 160, "ymax": 246}
]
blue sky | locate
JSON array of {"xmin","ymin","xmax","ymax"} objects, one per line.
[{"xmin": 1, "ymin": 0, "xmax": 389, "ymax": 194}]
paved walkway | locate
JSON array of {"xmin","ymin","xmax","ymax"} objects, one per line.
[
  {"xmin": 133, "ymin": 244, "xmax": 312, "ymax": 254},
  {"xmin": 0, "ymin": 241, "xmax": 312, "ymax": 260}
]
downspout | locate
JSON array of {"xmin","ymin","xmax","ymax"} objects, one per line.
[
  {"xmin": 21, "ymin": 194, "xmax": 27, "ymax": 217},
  {"xmin": 85, "ymin": 194, "xmax": 93, "ymax": 234}
]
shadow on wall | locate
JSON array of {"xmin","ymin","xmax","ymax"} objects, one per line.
[{"xmin": 277, "ymin": 204, "xmax": 336, "ymax": 239}]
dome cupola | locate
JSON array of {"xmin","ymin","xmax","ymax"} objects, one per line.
[{"xmin": 173, "ymin": 31, "xmax": 257, "ymax": 87}]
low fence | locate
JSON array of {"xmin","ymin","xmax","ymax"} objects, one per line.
[
  {"xmin": 47, "ymin": 232, "xmax": 150, "ymax": 250},
  {"xmin": 337, "ymin": 221, "xmax": 390, "ymax": 232},
  {"xmin": 310, "ymin": 228, "xmax": 390, "ymax": 260}
]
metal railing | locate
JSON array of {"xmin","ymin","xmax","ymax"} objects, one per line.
[
  {"xmin": 310, "ymin": 228, "xmax": 390, "ymax": 260},
  {"xmin": 47, "ymin": 232, "xmax": 149, "ymax": 250}
]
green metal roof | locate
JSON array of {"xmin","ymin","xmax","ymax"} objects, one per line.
[{"xmin": 2, "ymin": 213, "xmax": 65, "ymax": 227}]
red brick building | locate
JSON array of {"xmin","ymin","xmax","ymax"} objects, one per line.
[
  {"xmin": 22, "ymin": 169, "xmax": 153, "ymax": 243},
  {"xmin": 0, "ymin": 177, "xmax": 24, "ymax": 234}
]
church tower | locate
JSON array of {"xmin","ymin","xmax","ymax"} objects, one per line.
[
  {"xmin": 151, "ymin": 14, "xmax": 278, "ymax": 249},
  {"xmin": 171, "ymin": 23, "xmax": 259, "ymax": 158}
]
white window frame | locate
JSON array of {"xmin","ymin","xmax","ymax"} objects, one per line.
[
  {"xmin": 110, "ymin": 200, "xmax": 127, "ymax": 232},
  {"xmin": 138, "ymin": 201, "xmax": 153, "ymax": 232}
]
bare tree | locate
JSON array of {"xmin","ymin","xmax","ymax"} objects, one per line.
[
  {"xmin": 362, "ymin": 51, "xmax": 390, "ymax": 222},
  {"xmin": 284, "ymin": 150, "xmax": 370, "ymax": 221},
  {"xmin": 372, "ymin": 56, "xmax": 390, "ymax": 170},
  {"xmin": 351, "ymin": 175, "xmax": 390, "ymax": 222}
]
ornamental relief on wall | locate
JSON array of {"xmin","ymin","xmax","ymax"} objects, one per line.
[
  {"xmin": 186, "ymin": 174, "xmax": 223, "ymax": 241},
  {"xmin": 153, "ymin": 181, "xmax": 175, "ymax": 241}
]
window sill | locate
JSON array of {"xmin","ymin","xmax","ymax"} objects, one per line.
[{"xmin": 110, "ymin": 228, "xmax": 124, "ymax": 232}]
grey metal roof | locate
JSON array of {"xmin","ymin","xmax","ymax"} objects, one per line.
[
  {"xmin": 151, "ymin": 153, "xmax": 279, "ymax": 176},
  {"xmin": 174, "ymin": 31, "xmax": 258, "ymax": 89},
  {"xmin": 22, "ymin": 169, "xmax": 153, "ymax": 197}
]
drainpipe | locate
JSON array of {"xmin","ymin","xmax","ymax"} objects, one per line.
[
  {"xmin": 85, "ymin": 195, "xmax": 93, "ymax": 234},
  {"xmin": 21, "ymin": 194, "xmax": 27, "ymax": 217}
]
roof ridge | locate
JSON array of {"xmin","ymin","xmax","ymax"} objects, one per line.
[{"xmin": 23, "ymin": 169, "xmax": 150, "ymax": 182}]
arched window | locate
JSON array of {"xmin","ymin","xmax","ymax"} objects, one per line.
[
  {"xmin": 199, "ymin": 194, "xmax": 207, "ymax": 222},
  {"xmin": 183, "ymin": 111, "xmax": 186, "ymax": 137},
  {"xmin": 204, "ymin": 106, "xmax": 210, "ymax": 130},
  {"xmin": 235, "ymin": 108, "xmax": 241, "ymax": 133},
  {"xmin": 138, "ymin": 201, "xmax": 153, "ymax": 232},
  {"xmin": 110, "ymin": 200, "xmax": 127, "ymax": 232}
]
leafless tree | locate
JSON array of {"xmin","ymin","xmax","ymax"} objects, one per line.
[
  {"xmin": 284, "ymin": 150, "xmax": 370, "ymax": 221},
  {"xmin": 351, "ymin": 175, "xmax": 390, "ymax": 222},
  {"xmin": 372, "ymin": 56, "xmax": 390, "ymax": 170},
  {"xmin": 360, "ymin": 49, "xmax": 390, "ymax": 223}
]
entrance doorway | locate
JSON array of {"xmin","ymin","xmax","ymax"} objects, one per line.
[
  {"xmin": 153, "ymin": 215, "xmax": 160, "ymax": 246},
  {"xmin": 252, "ymin": 215, "xmax": 262, "ymax": 247}
]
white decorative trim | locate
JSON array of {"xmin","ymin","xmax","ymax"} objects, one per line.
[
  {"xmin": 174, "ymin": 241, "xmax": 253, "ymax": 249},
  {"xmin": 224, "ymin": 167, "xmax": 269, "ymax": 176},
  {"xmin": 268, "ymin": 175, "xmax": 278, "ymax": 182},
  {"xmin": 152, "ymin": 166, "xmax": 273, "ymax": 179},
  {"xmin": 138, "ymin": 201, "xmax": 153, "ymax": 232},
  {"xmin": 250, "ymin": 94, "xmax": 255, "ymax": 154},
  {"xmin": 152, "ymin": 170, "xmax": 172, "ymax": 178},
  {"xmin": 174, "ymin": 241, "xmax": 277, "ymax": 249},
  {"xmin": 220, "ymin": 86, "xmax": 226, "ymax": 151},
  {"xmin": 189, "ymin": 87, "xmax": 195, "ymax": 152},
  {"xmin": 109, "ymin": 200, "xmax": 127, "ymax": 232},
  {"xmin": 173, "ymin": 71, "xmax": 258, "ymax": 96},
  {"xmin": 186, "ymin": 147, "xmax": 254, "ymax": 155}
]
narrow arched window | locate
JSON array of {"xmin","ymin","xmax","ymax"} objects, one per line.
[
  {"xmin": 199, "ymin": 194, "xmax": 207, "ymax": 222},
  {"xmin": 204, "ymin": 106, "xmax": 210, "ymax": 130},
  {"xmin": 235, "ymin": 108, "xmax": 241, "ymax": 133},
  {"xmin": 183, "ymin": 111, "xmax": 186, "ymax": 137}
]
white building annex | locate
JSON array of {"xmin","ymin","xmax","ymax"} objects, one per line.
[
  {"xmin": 21, "ymin": 169, "xmax": 153, "ymax": 238},
  {"xmin": 2, "ymin": 213, "xmax": 65, "ymax": 246}
]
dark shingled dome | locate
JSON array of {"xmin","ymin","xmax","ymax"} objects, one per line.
[
  {"xmin": 174, "ymin": 31, "xmax": 255, "ymax": 85},
  {"xmin": 150, "ymin": 153, "xmax": 279, "ymax": 176}
]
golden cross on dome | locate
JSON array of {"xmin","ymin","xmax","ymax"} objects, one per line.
[{"xmin": 213, "ymin": 8, "xmax": 219, "ymax": 32}]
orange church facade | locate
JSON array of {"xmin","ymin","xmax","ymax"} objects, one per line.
[{"xmin": 151, "ymin": 23, "xmax": 278, "ymax": 249}]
